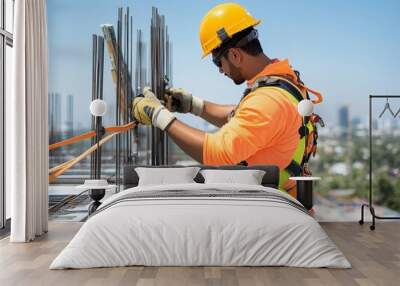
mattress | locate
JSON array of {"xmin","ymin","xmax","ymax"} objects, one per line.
[{"xmin": 50, "ymin": 183, "xmax": 351, "ymax": 269}]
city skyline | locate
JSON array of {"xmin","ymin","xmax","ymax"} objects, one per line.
[{"xmin": 48, "ymin": 91, "xmax": 400, "ymax": 136}]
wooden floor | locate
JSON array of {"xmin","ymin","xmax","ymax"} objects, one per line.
[{"xmin": 0, "ymin": 221, "xmax": 399, "ymax": 286}]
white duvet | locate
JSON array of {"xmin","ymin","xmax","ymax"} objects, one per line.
[{"xmin": 50, "ymin": 183, "xmax": 351, "ymax": 269}]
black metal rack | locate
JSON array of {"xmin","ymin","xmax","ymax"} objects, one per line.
[{"xmin": 359, "ymin": 95, "xmax": 400, "ymax": 230}]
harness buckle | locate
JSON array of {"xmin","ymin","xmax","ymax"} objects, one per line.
[
  {"xmin": 313, "ymin": 114, "xmax": 325, "ymax": 127},
  {"xmin": 303, "ymin": 163, "xmax": 312, "ymax": 176}
]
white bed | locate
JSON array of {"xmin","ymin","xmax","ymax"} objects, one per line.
[{"xmin": 50, "ymin": 183, "xmax": 351, "ymax": 269}]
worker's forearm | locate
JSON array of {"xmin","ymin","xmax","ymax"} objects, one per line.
[
  {"xmin": 200, "ymin": 101, "xmax": 236, "ymax": 128},
  {"xmin": 165, "ymin": 119, "xmax": 205, "ymax": 163}
]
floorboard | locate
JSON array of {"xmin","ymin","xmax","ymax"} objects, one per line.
[{"xmin": 0, "ymin": 221, "xmax": 399, "ymax": 286}]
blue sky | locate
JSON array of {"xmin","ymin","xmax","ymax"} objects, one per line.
[{"xmin": 47, "ymin": 0, "xmax": 400, "ymax": 130}]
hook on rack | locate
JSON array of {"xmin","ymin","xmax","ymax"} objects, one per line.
[{"xmin": 378, "ymin": 97, "xmax": 395, "ymax": 118}]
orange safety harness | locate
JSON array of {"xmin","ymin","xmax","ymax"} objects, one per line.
[{"xmin": 233, "ymin": 70, "xmax": 324, "ymax": 194}]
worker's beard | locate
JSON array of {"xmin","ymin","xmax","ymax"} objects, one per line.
[{"xmin": 226, "ymin": 60, "xmax": 245, "ymax": 85}]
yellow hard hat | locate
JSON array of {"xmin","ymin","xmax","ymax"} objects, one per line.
[{"xmin": 199, "ymin": 3, "xmax": 261, "ymax": 58}]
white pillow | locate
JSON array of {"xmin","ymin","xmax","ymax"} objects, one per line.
[
  {"xmin": 200, "ymin": 169, "xmax": 266, "ymax": 185},
  {"xmin": 135, "ymin": 167, "xmax": 200, "ymax": 186}
]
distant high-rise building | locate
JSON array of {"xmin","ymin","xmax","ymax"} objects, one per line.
[
  {"xmin": 48, "ymin": 92, "xmax": 62, "ymax": 144},
  {"xmin": 372, "ymin": 118, "xmax": 379, "ymax": 131},
  {"xmin": 338, "ymin": 105, "xmax": 352, "ymax": 176},
  {"xmin": 66, "ymin": 94, "xmax": 74, "ymax": 138},
  {"xmin": 338, "ymin": 105, "xmax": 350, "ymax": 131}
]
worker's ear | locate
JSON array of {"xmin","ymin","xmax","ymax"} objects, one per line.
[{"xmin": 227, "ymin": 48, "xmax": 242, "ymax": 67}]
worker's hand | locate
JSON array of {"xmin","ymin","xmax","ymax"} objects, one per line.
[
  {"xmin": 132, "ymin": 87, "xmax": 176, "ymax": 131},
  {"xmin": 165, "ymin": 87, "xmax": 204, "ymax": 116}
]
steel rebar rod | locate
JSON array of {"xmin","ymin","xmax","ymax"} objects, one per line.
[
  {"xmin": 124, "ymin": 8, "xmax": 129, "ymax": 164},
  {"xmin": 97, "ymin": 36, "xmax": 104, "ymax": 179},
  {"xmin": 116, "ymin": 7, "xmax": 122, "ymax": 190},
  {"xmin": 129, "ymin": 15, "xmax": 137, "ymax": 164},
  {"xmin": 151, "ymin": 7, "xmax": 156, "ymax": 165},
  {"xmin": 91, "ymin": 35, "xmax": 97, "ymax": 179}
]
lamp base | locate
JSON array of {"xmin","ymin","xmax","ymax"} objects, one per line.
[
  {"xmin": 296, "ymin": 180, "xmax": 314, "ymax": 210},
  {"xmin": 88, "ymin": 188, "xmax": 105, "ymax": 201},
  {"xmin": 88, "ymin": 188, "xmax": 105, "ymax": 215}
]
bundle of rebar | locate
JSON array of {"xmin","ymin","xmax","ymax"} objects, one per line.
[
  {"xmin": 102, "ymin": 7, "xmax": 135, "ymax": 190},
  {"xmin": 150, "ymin": 7, "xmax": 172, "ymax": 165},
  {"xmin": 96, "ymin": 6, "xmax": 173, "ymax": 189}
]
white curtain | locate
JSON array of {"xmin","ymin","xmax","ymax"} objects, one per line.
[{"xmin": 7, "ymin": 0, "xmax": 49, "ymax": 242}]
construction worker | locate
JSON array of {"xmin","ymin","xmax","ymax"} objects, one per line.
[{"xmin": 132, "ymin": 3, "xmax": 323, "ymax": 198}]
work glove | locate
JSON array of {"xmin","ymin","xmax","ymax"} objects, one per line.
[
  {"xmin": 132, "ymin": 87, "xmax": 176, "ymax": 131},
  {"xmin": 165, "ymin": 87, "xmax": 204, "ymax": 116}
]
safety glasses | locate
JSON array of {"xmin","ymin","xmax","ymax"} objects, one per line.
[
  {"xmin": 212, "ymin": 48, "xmax": 229, "ymax": 68},
  {"xmin": 211, "ymin": 29, "xmax": 259, "ymax": 68}
]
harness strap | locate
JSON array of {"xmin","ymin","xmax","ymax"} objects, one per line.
[
  {"xmin": 243, "ymin": 77, "xmax": 306, "ymax": 102},
  {"xmin": 240, "ymin": 76, "xmax": 309, "ymax": 179}
]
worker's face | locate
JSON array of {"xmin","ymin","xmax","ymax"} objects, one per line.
[{"xmin": 214, "ymin": 48, "xmax": 245, "ymax": 85}]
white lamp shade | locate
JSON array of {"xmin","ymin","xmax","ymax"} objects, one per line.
[
  {"xmin": 90, "ymin": 99, "xmax": 107, "ymax": 117},
  {"xmin": 297, "ymin": 99, "xmax": 314, "ymax": 116}
]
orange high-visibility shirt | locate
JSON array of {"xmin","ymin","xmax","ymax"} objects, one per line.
[{"xmin": 203, "ymin": 59, "xmax": 302, "ymax": 189}]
